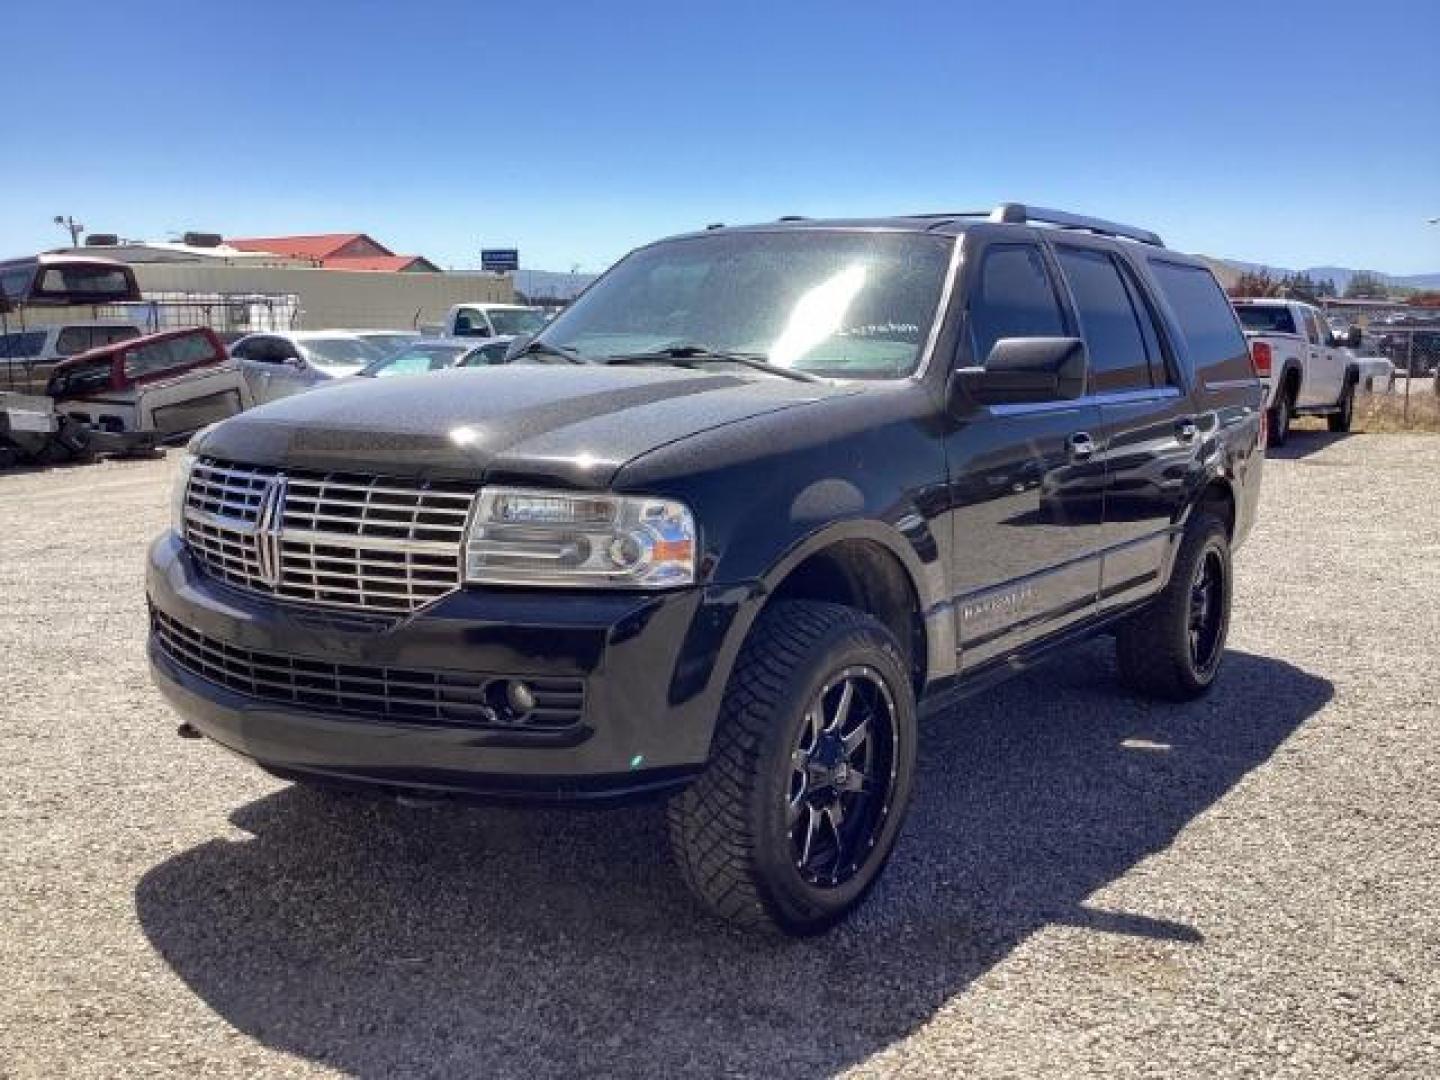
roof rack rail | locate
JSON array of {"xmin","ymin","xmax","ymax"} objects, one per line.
[
  {"xmin": 989, "ymin": 203, "xmax": 1163, "ymax": 246},
  {"xmin": 919, "ymin": 204, "xmax": 1163, "ymax": 246}
]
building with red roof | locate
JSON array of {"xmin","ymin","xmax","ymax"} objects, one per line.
[{"xmin": 226, "ymin": 233, "xmax": 438, "ymax": 272}]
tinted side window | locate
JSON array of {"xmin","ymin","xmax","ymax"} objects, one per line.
[
  {"xmin": 57, "ymin": 325, "xmax": 138, "ymax": 356},
  {"xmin": 124, "ymin": 333, "xmax": 217, "ymax": 381},
  {"xmin": 1055, "ymin": 247, "xmax": 1150, "ymax": 392},
  {"xmin": 1118, "ymin": 265, "xmax": 1173, "ymax": 387},
  {"xmin": 969, "ymin": 244, "xmax": 1065, "ymax": 364},
  {"xmin": 236, "ymin": 337, "xmax": 289, "ymax": 364},
  {"xmin": 0, "ymin": 331, "xmax": 47, "ymax": 359},
  {"xmin": 1148, "ymin": 261, "xmax": 1247, "ymax": 374}
]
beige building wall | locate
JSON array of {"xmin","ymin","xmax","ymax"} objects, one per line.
[{"xmin": 126, "ymin": 264, "xmax": 514, "ymax": 329}]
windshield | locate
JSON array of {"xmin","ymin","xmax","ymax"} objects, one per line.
[
  {"xmin": 358, "ymin": 343, "xmax": 466, "ymax": 377},
  {"xmin": 533, "ymin": 231, "xmax": 952, "ymax": 379},
  {"xmin": 487, "ymin": 308, "xmax": 547, "ymax": 336},
  {"xmin": 1234, "ymin": 305, "xmax": 1297, "ymax": 335},
  {"xmin": 360, "ymin": 333, "xmax": 419, "ymax": 353},
  {"xmin": 302, "ymin": 337, "xmax": 385, "ymax": 368}
]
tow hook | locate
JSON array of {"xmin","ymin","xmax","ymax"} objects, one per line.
[{"xmin": 176, "ymin": 722, "xmax": 202, "ymax": 740}]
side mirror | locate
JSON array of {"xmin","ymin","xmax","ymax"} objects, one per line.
[
  {"xmin": 949, "ymin": 336, "xmax": 1088, "ymax": 410},
  {"xmin": 1343, "ymin": 326, "xmax": 1363, "ymax": 349}
]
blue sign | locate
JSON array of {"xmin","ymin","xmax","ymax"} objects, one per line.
[{"xmin": 481, "ymin": 248, "xmax": 519, "ymax": 273}]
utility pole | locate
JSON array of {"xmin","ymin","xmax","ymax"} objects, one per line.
[{"xmin": 53, "ymin": 214, "xmax": 84, "ymax": 247}]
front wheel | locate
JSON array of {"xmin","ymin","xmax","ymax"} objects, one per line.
[
  {"xmin": 1115, "ymin": 512, "xmax": 1232, "ymax": 701},
  {"xmin": 667, "ymin": 601, "xmax": 917, "ymax": 936}
]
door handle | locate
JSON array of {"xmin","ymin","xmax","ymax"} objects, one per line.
[
  {"xmin": 1068, "ymin": 432, "xmax": 1095, "ymax": 463},
  {"xmin": 1176, "ymin": 418, "xmax": 1199, "ymax": 443}
]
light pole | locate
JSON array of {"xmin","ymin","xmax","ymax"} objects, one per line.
[{"xmin": 53, "ymin": 215, "xmax": 84, "ymax": 247}]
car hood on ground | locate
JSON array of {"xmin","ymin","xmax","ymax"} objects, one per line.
[{"xmin": 198, "ymin": 364, "xmax": 858, "ymax": 487}]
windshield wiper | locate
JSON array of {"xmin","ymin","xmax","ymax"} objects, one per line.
[
  {"xmin": 604, "ymin": 344, "xmax": 822, "ymax": 383},
  {"xmin": 511, "ymin": 339, "xmax": 585, "ymax": 364}
]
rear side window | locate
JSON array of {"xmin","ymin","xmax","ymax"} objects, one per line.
[
  {"xmin": 124, "ymin": 333, "xmax": 219, "ymax": 381},
  {"xmin": 0, "ymin": 331, "xmax": 47, "ymax": 359},
  {"xmin": 55, "ymin": 325, "xmax": 140, "ymax": 356},
  {"xmin": 1149, "ymin": 262, "xmax": 1247, "ymax": 373},
  {"xmin": 1055, "ymin": 247, "xmax": 1151, "ymax": 392},
  {"xmin": 969, "ymin": 244, "xmax": 1066, "ymax": 363}
]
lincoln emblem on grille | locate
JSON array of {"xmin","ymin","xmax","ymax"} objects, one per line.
[{"xmin": 253, "ymin": 475, "xmax": 288, "ymax": 588}]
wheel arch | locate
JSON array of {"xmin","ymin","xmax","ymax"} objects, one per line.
[
  {"xmin": 753, "ymin": 521, "xmax": 941, "ymax": 697},
  {"xmin": 1195, "ymin": 475, "xmax": 1237, "ymax": 541}
]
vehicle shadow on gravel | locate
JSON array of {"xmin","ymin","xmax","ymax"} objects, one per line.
[
  {"xmin": 1267, "ymin": 428, "xmax": 1350, "ymax": 460},
  {"xmin": 135, "ymin": 644, "xmax": 1331, "ymax": 1078}
]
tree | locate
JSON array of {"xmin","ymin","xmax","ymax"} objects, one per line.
[
  {"xmin": 1344, "ymin": 271, "xmax": 1388, "ymax": 299},
  {"xmin": 1228, "ymin": 269, "xmax": 1283, "ymax": 298},
  {"xmin": 1280, "ymin": 271, "xmax": 1320, "ymax": 303}
]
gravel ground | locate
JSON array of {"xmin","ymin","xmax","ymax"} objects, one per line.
[{"xmin": 2, "ymin": 432, "xmax": 1438, "ymax": 1079}]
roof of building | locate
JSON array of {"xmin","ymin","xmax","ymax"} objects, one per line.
[
  {"xmin": 226, "ymin": 233, "xmax": 393, "ymax": 260},
  {"xmin": 323, "ymin": 255, "xmax": 440, "ymax": 273}
]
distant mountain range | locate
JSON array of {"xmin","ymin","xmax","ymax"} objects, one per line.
[{"xmin": 1214, "ymin": 260, "xmax": 1440, "ymax": 292}]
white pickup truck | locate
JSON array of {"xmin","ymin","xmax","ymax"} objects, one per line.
[
  {"xmin": 421, "ymin": 303, "xmax": 548, "ymax": 340},
  {"xmin": 1232, "ymin": 298, "xmax": 1364, "ymax": 446}
]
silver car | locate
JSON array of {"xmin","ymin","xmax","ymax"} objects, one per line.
[{"xmin": 230, "ymin": 331, "xmax": 388, "ymax": 405}]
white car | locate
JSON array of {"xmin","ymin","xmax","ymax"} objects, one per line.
[
  {"xmin": 1232, "ymin": 299, "xmax": 1363, "ymax": 446},
  {"xmin": 0, "ymin": 320, "xmax": 143, "ymax": 394},
  {"xmin": 229, "ymin": 330, "xmax": 388, "ymax": 405}
]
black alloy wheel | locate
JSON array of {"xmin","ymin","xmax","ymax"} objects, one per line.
[
  {"xmin": 1115, "ymin": 511, "xmax": 1232, "ymax": 701},
  {"xmin": 668, "ymin": 600, "xmax": 918, "ymax": 935},
  {"xmin": 1188, "ymin": 549, "xmax": 1226, "ymax": 677},
  {"xmin": 787, "ymin": 665, "xmax": 899, "ymax": 889}
]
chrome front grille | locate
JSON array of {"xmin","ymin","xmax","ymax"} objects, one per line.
[
  {"xmin": 151, "ymin": 610, "xmax": 585, "ymax": 730},
  {"xmin": 182, "ymin": 459, "xmax": 476, "ymax": 614}
]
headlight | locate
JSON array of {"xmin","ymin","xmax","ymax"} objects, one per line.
[
  {"xmin": 171, "ymin": 451, "xmax": 198, "ymax": 535},
  {"xmin": 464, "ymin": 488, "xmax": 696, "ymax": 589}
]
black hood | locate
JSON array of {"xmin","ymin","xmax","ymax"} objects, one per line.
[{"xmin": 197, "ymin": 365, "xmax": 856, "ymax": 487}]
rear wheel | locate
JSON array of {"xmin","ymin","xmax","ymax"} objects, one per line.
[
  {"xmin": 1268, "ymin": 388, "xmax": 1294, "ymax": 447},
  {"xmin": 1116, "ymin": 512, "xmax": 1231, "ymax": 701},
  {"xmin": 1328, "ymin": 382, "xmax": 1355, "ymax": 432},
  {"xmin": 667, "ymin": 601, "xmax": 917, "ymax": 936}
]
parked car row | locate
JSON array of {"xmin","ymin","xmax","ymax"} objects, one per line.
[{"xmin": 0, "ymin": 257, "xmax": 548, "ymax": 468}]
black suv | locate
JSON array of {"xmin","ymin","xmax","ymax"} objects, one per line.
[{"xmin": 148, "ymin": 204, "xmax": 1264, "ymax": 935}]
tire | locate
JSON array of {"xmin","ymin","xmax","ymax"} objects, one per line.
[
  {"xmin": 1327, "ymin": 382, "xmax": 1354, "ymax": 433},
  {"xmin": 1115, "ymin": 512, "xmax": 1231, "ymax": 702},
  {"xmin": 667, "ymin": 600, "xmax": 918, "ymax": 936},
  {"xmin": 1267, "ymin": 386, "xmax": 1293, "ymax": 447}
]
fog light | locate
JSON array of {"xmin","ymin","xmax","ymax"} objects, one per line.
[{"xmin": 505, "ymin": 680, "xmax": 536, "ymax": 713}]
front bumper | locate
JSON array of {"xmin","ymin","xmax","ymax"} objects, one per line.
[{"xmin": 146, "ymin": 532, "xmax": 761, "ymax": 802}]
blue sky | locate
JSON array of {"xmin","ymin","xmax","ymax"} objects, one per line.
[{"xmin": 6, "ymin": 0, "xmax": 1439, "ymax": 274}]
